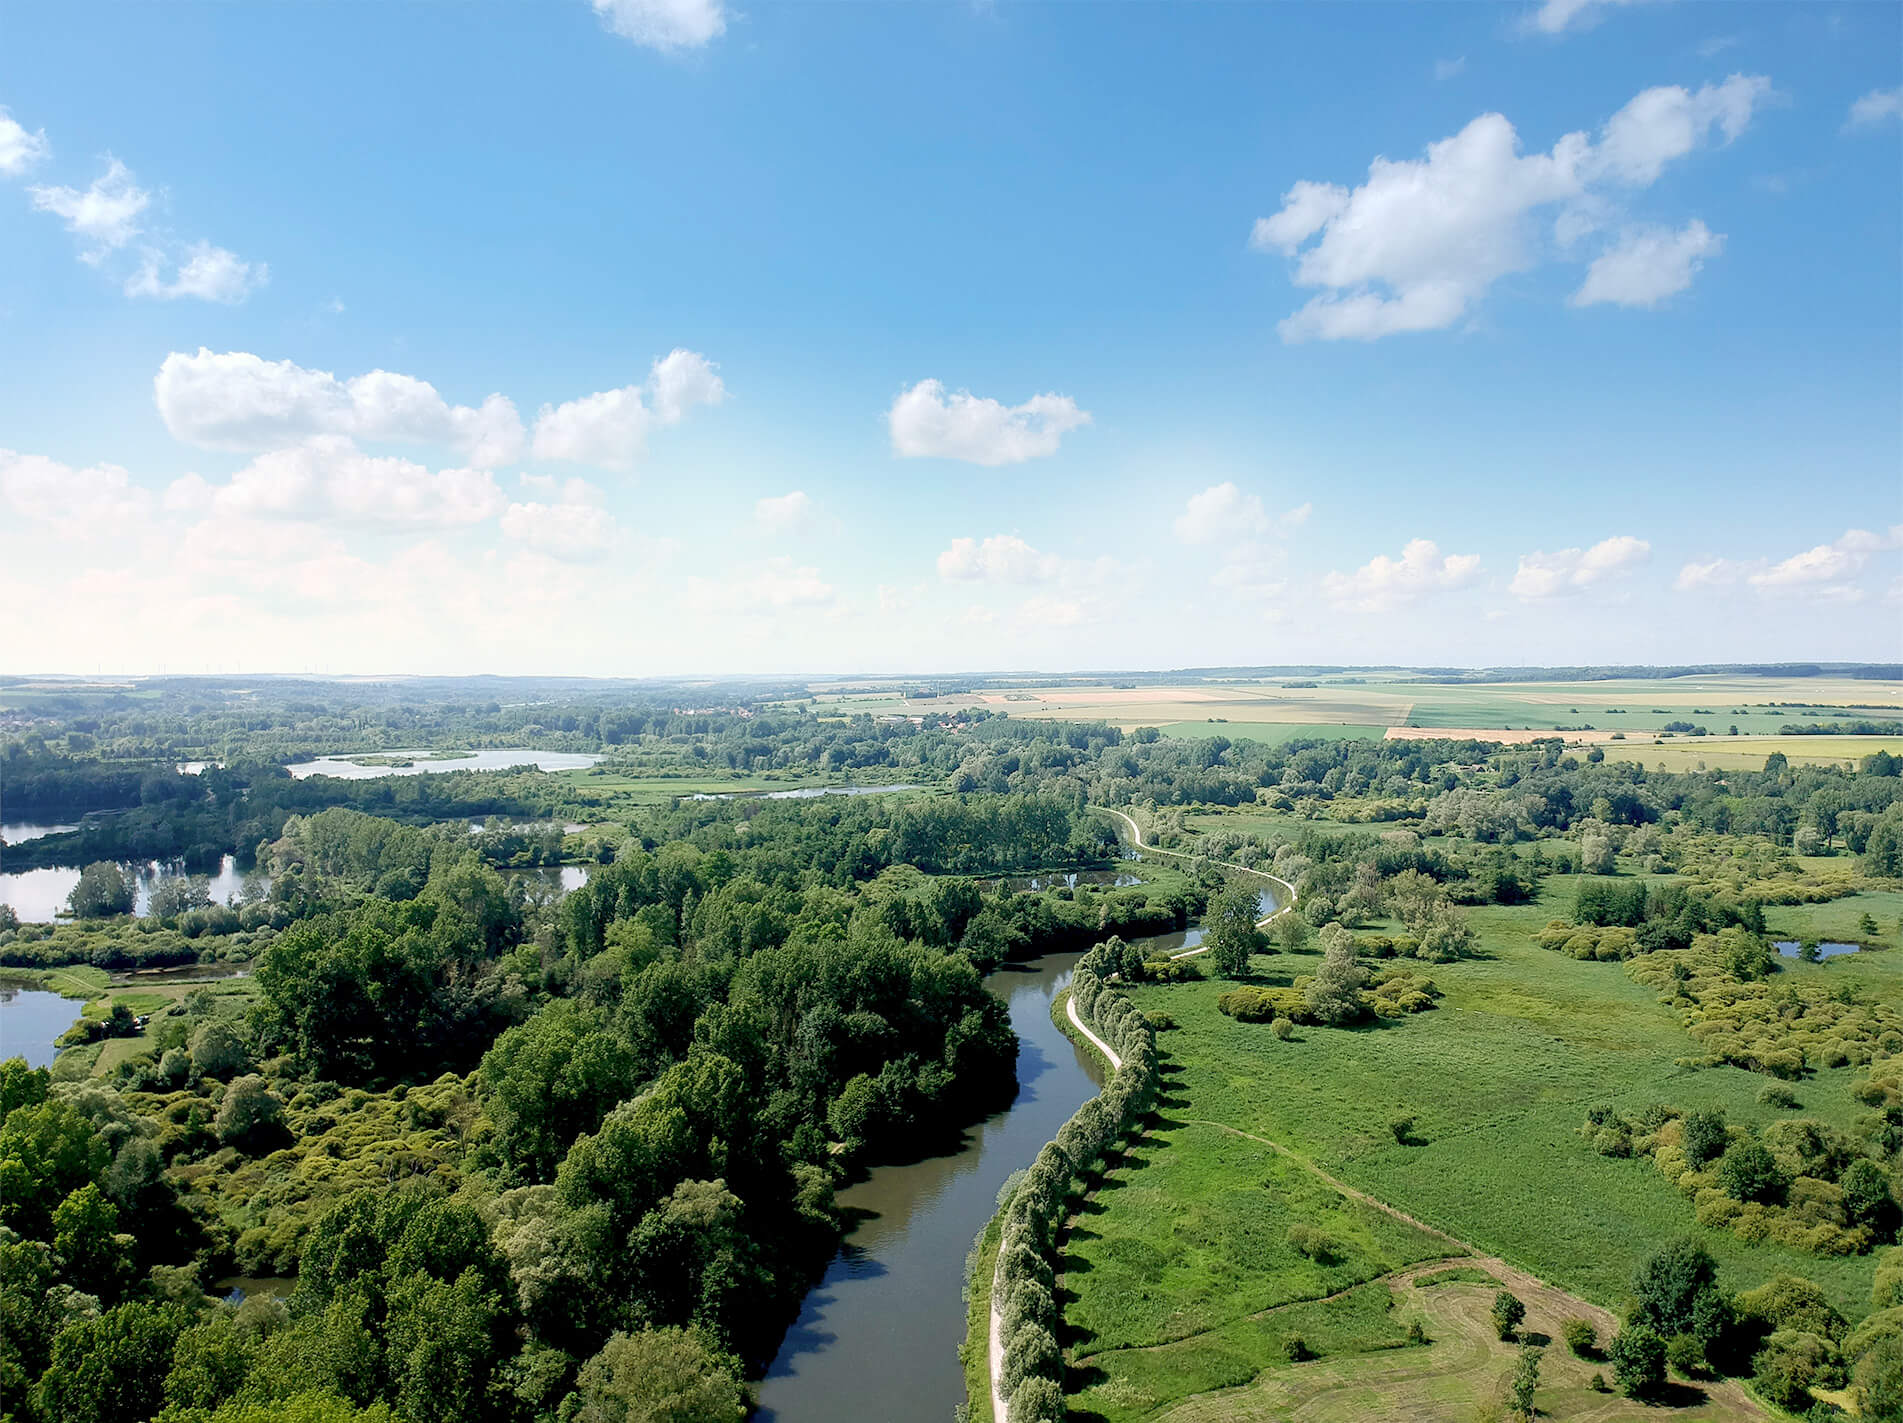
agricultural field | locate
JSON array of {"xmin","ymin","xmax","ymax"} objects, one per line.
[
  {"xmin": 1595, "ymin": 734, "xmax": 1903, "ymax": 772},
  {"xmin": 1055, "ymin": 874, "xmax": 1899, "ymax": 1421},
  {"xmin": 803, "ymin": 674, "xmax": 1903, "ymax": 757}
]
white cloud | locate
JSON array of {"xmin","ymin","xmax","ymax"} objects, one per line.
[
  {"xmin": 1510, "ymin": 534, "xmax": 1651, "ymax": 598},
  {"xmin": 0, "ymin": 448, "xmax": 154, "ymax": 535},
  {"xmin": 1174, "ymin": 481, "xmax": 1271, "ymax": 544},
  {"xmin": 0, "ymin": 107, "xmax": 49, "ymax": 177},
  {"xmin": 1589, "ymin": 75, "xmax": 1773, "ymax": 186},
  {"xmin": 1673, "ymin": 526, "xmax": 1903, "ymax": 599},
  {"xmin": 1847, "ymin": 87, "xmax": 1903, "ymax": 130},
  {"xmin": 180, "ymin": 436, "xmax": 506, "ymax": 529},
  {"xmin": 888, "ymin": 380, "xmax": 1090, "ymax": 465},
  {"xmin": 1323, "ymin": 539, "xmax": 1482, "ymax": 611},
  {"xmin": 29, "ymin": 158, "xmax": 149, "ymax": 259},
  {"xmin": 126, "ymin": 242, "xmax": 267, "ymax": 304},
  {"xmin": 1526, "ymin": 0, "xmax": 1656, "ymax": 36},
  {"xmin": 590, "ymin": 0, "xmax": 725, "ymax": 51},
  {"xmin": 531, "ymin": 349, "xmax": 724, "ymax": 471},
  {"xmin": 1017, "ymin": 594, "xmax": 1093, "ymax": 627},
  {"xmin": 754, "ymin": 490, "xmax": 812, "ymax": 532},
  {"xmin": 937, "ymin": 533, "xmax": 1060, "ymax": 584},
  {"xmin": 1571, "ymin": 221, "xmax": 1723, "ymax": 308},
  {"xmin": 1434, "ymin": 57, "xmax": 1467, "ymax": 81},
  {"xmin": 156, "ymin": 349, "xmax": 528, "ymax": 467},
  {"xmin": 1254, "ymin": 76, "xmax": 1770, "ymax": 341}
]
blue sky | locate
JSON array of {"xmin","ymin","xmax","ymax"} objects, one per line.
[{"xmin": 1, "ymin": 0, "xmax": 1898, "ymax": 675}]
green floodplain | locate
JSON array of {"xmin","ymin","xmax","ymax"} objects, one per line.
[{"xmin": 0, "ymin": 668, "xmax": 1899, "ymax": 1423}]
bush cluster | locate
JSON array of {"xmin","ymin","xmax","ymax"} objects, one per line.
[
  {"xmin": 1582, "ymin": 1103, "xmax": 1898, "ymax": 1257},
  {"xmin": 990, "ymin": 942, "xmax": 1159, "ymax": 1422}
]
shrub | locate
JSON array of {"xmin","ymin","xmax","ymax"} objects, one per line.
[
  {"xmin": 1718, "ymin": 1140, "xmax": 1789, "ymax": 1205},
  {"xmin": 1491, "ymin": 1291, "xmax": 1526, "ymax": 1341},
  {"xmin": 1287, "ymin": 1224, "xmax": 1338, "ymax": 1263},
  {"xmin": 1666, "ymin": 1331, "xmax": 1708, "ymax": 1377},
  {"xmin": 1282, "ymin": 1334, "xmax": 1310, "ymax": 1362},
  {"xmin": 1270, "ymin": 1017, "xmax": 1294, "ymax": 1041},
  {"xmin": 1738, "ymin": 1276, "xmax": 1847, "ymax": 1342},
  {"xmin": 1561, "ymin": 1318, "xmax": 1596, "ymax": 1356},
  {"xmin": 1405, "ymin": 1320, "xmax": 1427, "ymax": 1345},
  {"xmin": 1608, "ymin": 1324, "xmax": 1667, "ymax": 1398},
  {"xmin": 1752, "ymin": 1330, "xmax": 1842, "ymax": 1411},
  {"xmin": 1759, "ymin": 1083, "xmax": 1801, "ymax": 1109},
  {"xmin": 1876, "ymin": 1248, "xmax": 1903, "ymax": 1309},
  {"xmin": 1007, "ymin": 1374, "xmax": 1064, "ymax": 1423},
  {"xmin": 1389, "ymin": 1115, "xmax": 1417, "ymax": 1145},
  {"xmin": 1588, "ymin": 1371, "xmax": 1609, "ymax": 1393},
  {"xmin": 1681, "ymin": 1109, "xmax": 1730, "ymax": 1167}
]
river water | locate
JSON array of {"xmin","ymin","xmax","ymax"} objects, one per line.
[
  {"xmin": 284, "ymin": 749, "xmax": 602, "ymax": 779},
  {"xmin": 755, "ymin": 950, "xmax": 1106, "ymax": 1423}
]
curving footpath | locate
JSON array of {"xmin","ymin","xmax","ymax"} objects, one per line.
[{"xmin": 1096, "ymin": 807, "xmax": 1298, "ymax": 959}]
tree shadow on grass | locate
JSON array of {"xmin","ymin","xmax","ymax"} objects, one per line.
[{"xmin": 1651, "ymin": 1380, "xmax": 1715, "ymax": 1410}]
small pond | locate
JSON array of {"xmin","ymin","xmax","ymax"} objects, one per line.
[
  {"xmin": 1774, "ymin": 940, "xmax": 1861, "ymax": 960},
  {"xmin": 0, "ymin": 855, "xmax": 265, "ymax": 924},
  {"xmin": 0, "ymin": 982, "xmax": 80, "ymax": 1069},
  {"xmin": 685, "ymin": 784, "xmax": 919, "ymax": 801},
  {"xmin": 284, "ymin": 749, "xmax": 601, "ymax": 780},
  {"xmin": 984, "ymin": 868, "xmax": 1144, "ymax": 893}
]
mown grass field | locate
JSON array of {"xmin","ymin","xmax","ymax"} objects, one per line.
[{"xmin": 1109, "ymin": 880, "xmax": 1890, "ymax": 1327}]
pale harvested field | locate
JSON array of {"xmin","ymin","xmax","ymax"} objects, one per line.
[{"xmin": 1596, "ymin": 734, "xmax": 1903, "ymax": 771}]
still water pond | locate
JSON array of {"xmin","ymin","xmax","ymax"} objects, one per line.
[
  {"xmin": 0, "ymin": 855, "xmax": 262, "ymax": 924},
  {"xmin": 1, "ymin": 822, "xmax": 80, "ymax": 845},
  {"xmin": 284, "ymin": 749, "xmax": 601, "ymax": 780},
  {"xmin": 686, "ymin": 785, "xmax": 918, "ymax": 801},
  {"xmin": 0, "ymin": 982, "xmax": 77, "ymax": 1069},
  {"xmin": 1774, "ymin": 940, "xmax": 1861, "ymax": 959}
]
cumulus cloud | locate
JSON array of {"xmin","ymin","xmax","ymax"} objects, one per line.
[
  {"xmin": 157, "ymin": 349, "xmax": 528, "ymax": 467},
  {"xmin": 531, "ymin": 349, "xmax": 724, "ymax": 471},
  {"xmin": 0, "ymin": 106, "xmax": 49, "ymax": 177},
  {"xmin": 29, "ymin": 158, "xmax": 150, "ymax": 259},
  {"xmin": 937, "ymin": 533, "xmax": 1061, "ymax": 584},
  {"xmin": 888, "ymin": 380, "xmax": 1090, "ymax": 465},
  {"xmin": 1509, "ymin": 534, "xmax": 1651, "ymax": 598},
  {"xmin": 1674, "ymin": 526, "xmax": 1903, "ymax": 599},
  {"xmin": 173, "ymin": 436, "xmax": 506, "ymax": 529},
  {"xmin": 1322, "ymin": 539, "xmax": 1482, "ymax": 611},
  {"xmin": 1253, "ymin": 76, "xmax": 1770, "ymax": 340},
  {"xmin": 126, "ymin": 242, "xmax": 267, "ymax": 304},
  {"xmin": 754, "ymin": 490, "xmax": 812, "ymax": 532},
  {"xmin": 590, "ymin": 0, "xmax": 725, "ymax": 50},
  {"xmin": 0, "ymin": 448, "xmax": 154, "ymax": 535},
  {"xmin": 1174, "ymin": 481, "xmax": 1271, "ymax": 543},
  {"xmin": 1847, "ymin": 87, "xmax": 1903, "ymax": 130},
  {"xmin": 1572, "ymin": 221, "xmax": 1723, "ymax": 308}
]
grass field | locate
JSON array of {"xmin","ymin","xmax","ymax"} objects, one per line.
[
  {"xmin": 1055, "ymin": 874, "xmax": 1852, "ymax": 1421},
  {"xmin": 1156, "ymin": 721, "xmax": 1391, "ymax": 746},
  {"xmin": 557, "ymin": 768, "xmax": 932, "ymax": 808},
  {"xmin": 1105, "ymin": 881, "xmax": 1889, "ymax": 1331}
]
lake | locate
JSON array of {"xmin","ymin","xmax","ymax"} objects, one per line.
[
  {"xmin": 0, "ymin": 854, "xmax": 264, "ymax": 924},
  {"xmin": 1774, "ymin": 940, "xmax": 1861, "ymax": 959},
  {"xmin": 283, "ymin": 749, "xmax": 601, "ymax": 779},
  {"xmin": 1, "ymin": 821, "xmax": 80, "ymax": 845}
]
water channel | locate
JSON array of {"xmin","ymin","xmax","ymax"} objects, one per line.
[{"xmin": 756, "ymin": 871, "xmax": 1283, "ymax": 1422}]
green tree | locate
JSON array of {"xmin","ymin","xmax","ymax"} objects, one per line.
[
  {"xmin": 1631, "ymin": 1237, "xmax": 1719, "ymax": 1336},
  {"xmin": 189, "ymin": 1019, "xmax": 249, "ymax": 1080},
  {"xmin": 1302, "ymin": 928, "xmax": 1368, "ymax": 1026},
  {"xmin": 1717, "ymin": 1140, "xmax": 1788, "ymax": 1204},
  {"xmin": 35, "ymin": 1301, "xmax": 187, "ymax": 1423},
  {"xmin": 215, "ymin": 1075, "xmax": 284, "ymax": 1150},
  {"xmin": 1205, "ymin": 883, "xmax": 1264, "ymax": 978},
  {"xmin": 1607, "ymin": 1323, "xmax": 1667, "ymax": 1398},
  {"xmin": 569, "ymin": 1326, "xmax": 747, "ymax": 1423},
  {"xmin": 1492, "ymin": 1290, "xmax": 1526, "ymax": 1340},
  {"xmin": 51, "ymin": 1184, "xmax": 133, "ymax": 1301},
  {"xmin": 1510, "ymin": 1344, "xmax": 1542, "ymax": 1421},
  {"xmin": 479, "ymin": 1000, "xmax": 641, "ymax": 1182},
  {"xmin": 66, "ymin": 862, "xmax": 134, "ymax": 919}
]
